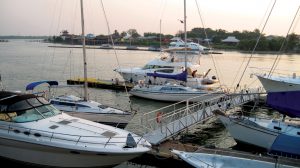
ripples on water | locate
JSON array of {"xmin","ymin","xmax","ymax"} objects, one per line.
[{"xmin": 0, "ymin": 40, "xmax": 300, "ymax": 167}]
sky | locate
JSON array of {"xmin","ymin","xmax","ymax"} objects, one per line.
[{"xmin": 0, "ymin": 0, "xmax": 299, "ymax": 36}]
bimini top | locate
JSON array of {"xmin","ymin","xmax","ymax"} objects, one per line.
[
  {"xmin": 0, "ymin": 91, "xmax": 49, "ymax": 113},
  {"xmin": 25, "ymin": 80, "xmax": 59, "ymax": 91}
]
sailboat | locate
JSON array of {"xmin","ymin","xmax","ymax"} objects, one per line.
[
  {"xmin": 214, "ymin": 109, "xmax": 300, "ymax": 158},
  {"xmin": 128, "ymin": 0, "xmax": 222, "ymax": 102},
  {"xmin": 255, "ymin": 73, "xmax": 300, "ymax": 92},
  {"xmin": 46, "ymin": 0, "xmax": 133, "ymax": 129},
  {"xmin": 114, "ymin": 17, "xmax": 218, "ymax": 90}
]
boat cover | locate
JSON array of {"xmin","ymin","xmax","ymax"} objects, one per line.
[
  {"xmin": 26, "ymin": 81, "xmax": 59, "ymax": 91},
  {"xmin": 147, "ymin": 71, "xmax": 187, "ymax": 82},
  {"xmin": 269, "ymin": 134, "xmax": 300, "ymax": 158},
  {"xmin": 267, "ymin": 91, "xmax": 300, "ymax": 118}
]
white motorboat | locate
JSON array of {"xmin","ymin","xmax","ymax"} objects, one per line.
[
  {"xmin": 100, "ymin": 43, "xmax": 113, "ymax": 49},
  {"xmin": 255, "ymin": 74, "xmax": 300, "ymax": 92},
  {"xmin": 129, "ymin": 83, "xmax": 222, "ymax": 102},
  {"xmin": 26, "ymin": 81, "xmax": 133, "ymax": 129},
  {"xmin": 214, "ymin": 110, "xmax": 300, "ymax": 158},
  {"xmin": 0, "ymin": 91, "xmax": 151, "ymax": 167},
  {"xmin": 49, "ymin": 94, "xmax": 133, "ymax": 129},
  {"xmin": 114, "ymin": 51, "xmax": 219, "ymax": 89},
  {"xmin": 171, "ymin": 149, "xmax": 299, "ymax": 168},
  {"xmin": 168, "ymin": 37, "xmax": 210, "ymax": 54}
]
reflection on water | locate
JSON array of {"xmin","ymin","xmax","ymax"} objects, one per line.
[{"xmin": 0, "ymin": 40, "xmax": 300, "ymax": 167}]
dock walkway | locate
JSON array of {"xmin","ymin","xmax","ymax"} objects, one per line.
[{"xmin": 135, "ymin": 88, "xmax": 263, "ymax": 145}]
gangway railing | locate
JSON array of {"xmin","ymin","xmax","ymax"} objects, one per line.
[{"xmin": 139, "ymin": 88, "xmax": 264, "ymax": 145}]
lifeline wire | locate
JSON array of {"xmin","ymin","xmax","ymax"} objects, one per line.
[
  {"xmin": 98, "ymin": 0, "xmax": 133, "ymax": 111},
  {"xmin": 269, "ymin": 5, "xmax": 300, "ymax": 77},
  {"xmin": 195, "ymin": 0, "xmax": 223, "ymax": 87},
  {"xmin": 236, "ymin": 0, "xmax": 277, "ymax": 89}
]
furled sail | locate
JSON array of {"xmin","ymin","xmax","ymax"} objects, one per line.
[{"xmin": 146, "ymin": 71, "xmax": 187, "ymax": 82}]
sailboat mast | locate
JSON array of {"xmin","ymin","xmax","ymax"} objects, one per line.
[
  {"xmin": 80, "ymin": 0, "xmax": 88, "ymax": 101},
  {"xmin": 159, "ymin": 19, "xmax": 162, "ymax": 49},
  {"xmin": 184, "ymin": 0, "xmax": 187, "ymax": 71}
]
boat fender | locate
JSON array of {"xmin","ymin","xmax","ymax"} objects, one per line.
[{"xmin": 156, "ymin": 112, "xmax": 163, "ymax": 123}]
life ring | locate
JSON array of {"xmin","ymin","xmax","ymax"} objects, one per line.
[{"xmin": 156, "ymin": 112, "xmax": 163, "ymax": 123}]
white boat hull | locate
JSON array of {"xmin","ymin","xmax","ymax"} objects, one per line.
[
  {"xmin": 66, "ymin": 112, "xmax": 132, "ymax": 129},
  {"xmin": 130, "ymin": 90, "xmax": 220, "ymax": 102},
  {"xmin": 172, "ymin": 150, "xmax": 297, "ymax": 168},
  {"xmin": 218, "ymin": 115, "xmax": 278, "ymax": 149},
  {"xmin": 0, "ymin": 137, "xmax": 143, "ymax": 168},
  {"xmin": 256, "ymin": 75, "xmax": 300, "ymax": 92}
]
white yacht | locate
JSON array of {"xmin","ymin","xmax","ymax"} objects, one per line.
[
  {"xmin": 168, "ymin": 37, "xmax": 210, "ymax": 54},
  {"xmin": 129, "ymin": 83, "xmax": 222, "ymax": 102},
  {"xmin": 0, "ymin": 91, "xmax": 151, "ymax": 167},
  {"xmin": 114, "ymin": 51, "xmax": 219, "ymax": 89}
]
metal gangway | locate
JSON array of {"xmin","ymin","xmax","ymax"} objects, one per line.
[{"xmin": 135, "ymin": 88, "xmax": 264, "ymax": 145}]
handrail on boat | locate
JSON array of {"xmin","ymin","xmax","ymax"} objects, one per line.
[{"xmin": 2, "ymin": 123, "xmax": 145, "ymax": 147}]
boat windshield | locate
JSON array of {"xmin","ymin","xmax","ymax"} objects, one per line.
[{"xmin": 0, "ymin": 97, "xmax": 61, "ymax": 123}]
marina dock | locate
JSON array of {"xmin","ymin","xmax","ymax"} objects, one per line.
[{"xmin": 67, "ymin": 78, "xmax": 134, "ymax": 91}]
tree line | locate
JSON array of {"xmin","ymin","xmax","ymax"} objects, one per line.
[{"xmin": 49, "ymin": 27, "xmax": 300, "ymax": 52}]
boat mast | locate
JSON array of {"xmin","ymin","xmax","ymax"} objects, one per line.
[
  {"xmin": 184, "ymin": 0, "xmax": 187, "ymax": 71},
  {"xmin": 183, "ymin": 0, "xmax": 187, "ymax": 72},
  {"xmin": 159, "ymin": 19, "xmax": 162, "ymax": 49},
  {"xmin": 80, "ymin": 0, "xmax": 88, "ymax": 101}
]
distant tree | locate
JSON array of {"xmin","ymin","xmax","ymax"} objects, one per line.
[
  {"xmin": 113, "ymin": 30, "xmax": 120, "ymax": 37},
  {"xmin": 268, "ymin": 37, "xmax": 284, "ymax": 51},
  {"xmin": 144, "ymin": 32, "xmax": 162, "ymax": 37},
  {"xmin": 127, "ymin": 29, "xmax": 140, "ymax": 38},
  {"xmin": 120, "ymin": 31, "xmax": 127, "ymax": 38},
  {"xmin": 285, "ymin": 33, "xmax": 299, "ymax": 51}
]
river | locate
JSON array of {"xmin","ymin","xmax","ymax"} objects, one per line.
[{"xmin": 0, "ymin": 39, "xmax": 299, "ymax": 167}]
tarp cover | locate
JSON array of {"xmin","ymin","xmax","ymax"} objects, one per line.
[
  {"xmin": 267, "ymin": 91, "xmax": 300, "ymax": 118},
  {"xmin": 270, "ymin": 134, "xmax": 300, "ymax": 158},
  {"xmin": 147, "ymin": 71, "xmax": 187, "ymax": 82},
  {"xmin": 26, "ymin": 81, "xmax": 58, "ymax": 91}
]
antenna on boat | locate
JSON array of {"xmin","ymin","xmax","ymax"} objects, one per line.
[{"xmin": 80, "ymin": 0, "xmax": 88, "ymax": 101}]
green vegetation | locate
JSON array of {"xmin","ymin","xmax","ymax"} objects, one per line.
[{"xmin": 16, "ymin": 27, "xmax": 299, "ymax": 53}]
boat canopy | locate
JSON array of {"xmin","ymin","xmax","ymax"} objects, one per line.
[
  {"xmin": 147, "ymin": 71, "xmax": 187, "ymax": 82},
  {"xmin": 0, "ymin": 91, "xmax": 49, "ymax": 112},
  {"xmin": 26, "ymin": 81, "xmax": 59, "ymax": 91},
  {"xmin": 266, "ymin": 91, "xmax": 300, "ymax": 118}
]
